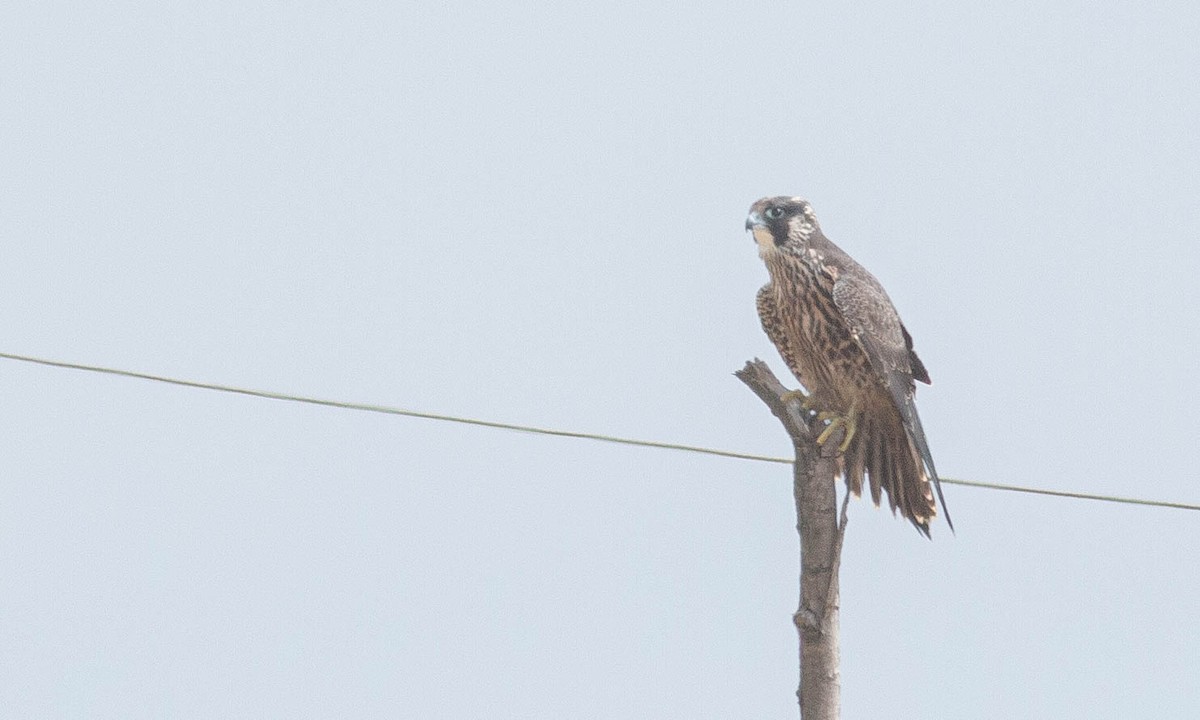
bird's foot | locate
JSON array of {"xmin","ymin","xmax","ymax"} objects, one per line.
[
  {"xmin": 815, "ymin": 410, "xmax": 858, "ymax": 453},
  {"xmin": 780, "ymin": 389, "xmax": 817, "ymax": 412}
]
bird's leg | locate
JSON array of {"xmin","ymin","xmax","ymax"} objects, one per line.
[{"xmin": 815, "ymin": 402, "xmax": 858, "ymax": 453}]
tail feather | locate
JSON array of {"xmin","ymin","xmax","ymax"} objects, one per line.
[
  {"xmin": 868, "ymin": 425, "xmax": 886, "ymax": 506},
  {"xmin": 879, "ymin": 431, "xmax": 898, "ymax": 512},
  {"xmin": 842, "ymin": 406, "xmax": 938, "ymax": 537},
  {"xmin": 895, "ymin": 429, "xmax": 932, "ymax": 538},
  {"xmin": 896, "ymin": 395, "xmax": 953, "ymax": 532},
  {"xmin": 844, "ymin": 434, "xmax": 866, "ymax": 499}
]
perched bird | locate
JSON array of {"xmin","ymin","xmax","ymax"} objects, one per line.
[{"xmin": 746, "ymin": 196, "xmax": 950, "ymax": 535}]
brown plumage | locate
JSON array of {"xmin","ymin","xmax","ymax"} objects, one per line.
[{"xmin": 746, "ymin": 196, "xmax": 950, "ymax": 536}]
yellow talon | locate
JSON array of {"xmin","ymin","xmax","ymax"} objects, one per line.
[
  {"xmin": 780, "ymin": 389, "xmax": 817, "ymax": 411},
  {"xmin": 781, "ymin": 388, "xmax": 807, "ymax": 404},
  {"xmin": 815, "ymin": 410, "xmax": 858, "ymax": 452}
]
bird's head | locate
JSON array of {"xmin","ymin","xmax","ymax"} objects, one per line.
[{"xmin": 745, "ymin": 196, "xmax": 821, "ymax": 258}]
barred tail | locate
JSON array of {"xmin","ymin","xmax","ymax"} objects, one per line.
[{"xmin": 841, "ymin": 409, "xmax": 938, "ymax": 537}]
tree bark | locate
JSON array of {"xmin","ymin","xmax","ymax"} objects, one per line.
[{"xmin": 735, "ymin": 359, "xmax": 846, "ymax": 720}]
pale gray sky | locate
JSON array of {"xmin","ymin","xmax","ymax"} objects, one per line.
[{"xmin": 3, "ymin": 2, "xmax": 1199, "ymax": 718}]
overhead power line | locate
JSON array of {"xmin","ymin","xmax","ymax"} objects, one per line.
[{"xmin": 2, "ymin": 350, "xmax": 1198, "ymax": 514}]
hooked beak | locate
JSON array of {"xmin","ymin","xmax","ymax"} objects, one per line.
[{"xmin": 746, "ymin": 211, "xmax": 777, "ymax": 253}]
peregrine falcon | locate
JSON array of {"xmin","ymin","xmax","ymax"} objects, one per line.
[{"xmin": 746, "ymin": 196, "xmax": 951, "ymax": 535}]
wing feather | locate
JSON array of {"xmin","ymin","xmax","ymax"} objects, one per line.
[{"xmin": 831, "ymin": 275, "xmax": 952, "ymax": 530}]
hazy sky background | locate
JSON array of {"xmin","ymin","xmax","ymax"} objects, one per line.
[{"xmin": 4, "ymin": 2, "xmax": 1199, "ymax": 717}]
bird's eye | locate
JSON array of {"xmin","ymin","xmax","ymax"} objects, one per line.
[{"xmin": 765, "ymin": 206, "xmax": 785, "ymax": 220}]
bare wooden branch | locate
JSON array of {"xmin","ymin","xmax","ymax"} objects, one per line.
[{"xmin": 735, "ymin": 359, "xmax": 845, "ymax": 720}]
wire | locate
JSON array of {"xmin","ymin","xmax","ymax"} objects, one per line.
[
  {"xmin": 3, "ymin": 350, "xmax": 1198, "ymax": 513},
  {"xmin": 937, "ymin": 477, "xmax": 1200, "ymax": 511}
]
